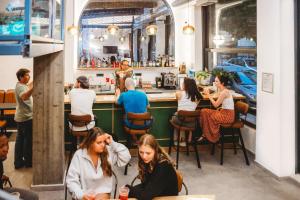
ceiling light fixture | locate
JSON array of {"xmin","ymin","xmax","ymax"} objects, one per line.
[
  {"xmin": 182, "ymin": 0, "xmax": 195, "ymax": 35},
  {"xmin": 107, "ymin": 24, "xmax": 119, "ymax": 35},
  {"xmin": 67, "ymin": 1, "xmax": 78, "ymax": 35},
  {"xmin": 99, "ymin": 36, "xmax": 105, "ymax": 42},
  {"xmin": 146, "ymin": 24, "xmax": 158, "ymax": 35},
  {"xmin": 141, "ymin": 35, "xmax": 146, "ymax": 41}
]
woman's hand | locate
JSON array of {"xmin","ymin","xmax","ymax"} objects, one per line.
[
  {"xmin": 82, "ymin": 194, "xmax": 95, "ymax": 200},
  {"xmin": 104, "ymin": 133, "xmax": 113, "ymax": 145}
]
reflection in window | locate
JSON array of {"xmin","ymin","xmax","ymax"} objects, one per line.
[
  {"xmin": 31, "ymin": 0, "xmax": 50, "ymax": 37},
  {"xmin": 53, "ymin": 0, "xmax": 62, "ymax": 39},
  {"xmin": 0, "ymin": 0, "xmax": 25, "ymax": 36}
]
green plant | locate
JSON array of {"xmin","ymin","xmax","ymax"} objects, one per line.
[
  {"xmin": 211, "ymin": 68, "xmax": 234, "ymax": 80},
  {"xmin": 195, "ymin": 71, "xmax": 210, "ymax": 80}
]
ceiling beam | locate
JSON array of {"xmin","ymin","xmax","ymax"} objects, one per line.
[
  {"xmin": 85, "ymin": 1, "xmax": 158, "ymax": 9},
  {"xmin": 81, "ymin": 8, "xmax": 144, "ymax": 19}
]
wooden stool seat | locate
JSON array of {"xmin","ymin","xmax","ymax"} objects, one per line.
[
  {"xmin": 124, "ymin": 127, "xmax": 150, "ymax": 135},
  {"xmin": 169, "ymin": 120, "xmax": 195, "ymax": 132},
  {"xmin": 220, "ymin": 120, "xmax": 244, "ymax": 129}
]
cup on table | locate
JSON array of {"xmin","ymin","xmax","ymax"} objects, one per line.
[
  {"xmin": 118, "ymin": 185, "xmax": 130, "ymax": 200},
  {"xmin": 10, "ymin": 192, "xmax": 20, "ymax": 199}
]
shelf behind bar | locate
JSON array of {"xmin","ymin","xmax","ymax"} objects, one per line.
[{"xmin": 77, "ymin": 67, "xmax": 177, "ymax": 70}]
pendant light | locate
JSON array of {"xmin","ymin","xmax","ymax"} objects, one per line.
[
  {"xmin": 182, "ymin": 0, "xmax": 195, "ymax": 35},
  {"xmin": 146, "ymin": 24, "xmax": 158, "ymax": 35},
  {"xmin": 67, "ymin": 0, "xmax": 78, "ymax": 35}
]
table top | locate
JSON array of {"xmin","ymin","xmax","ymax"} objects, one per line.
[
  {"xmin": 153, "ymin": 195, "xmax": 215, "ymax": 200},
  {"xmin": 0, "ymin": 103, "xmax": 16, "ymax": 110}
]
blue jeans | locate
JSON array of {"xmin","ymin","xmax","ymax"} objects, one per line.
[{"xmin": 14, "ymin": 119, "xmax": 32, "ymax": 168}]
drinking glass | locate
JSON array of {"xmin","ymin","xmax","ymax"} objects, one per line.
[{"xmin": 118, "ymin": 186, "xmax": 129, "ymax": 200}]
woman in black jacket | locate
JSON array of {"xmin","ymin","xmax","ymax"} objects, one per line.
[{"xmin": 128, "ymin": 134, "xmax": 178, "ymax": 200}]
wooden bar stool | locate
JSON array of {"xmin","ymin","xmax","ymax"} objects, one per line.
[
  {"xmin": 169, "ymin": 110, "xmax": 201, "ymax": 169},
  {"xmin": 123, "ymin": 112, "xmax": 153, "ymax": 175},
  {"xmin": 212, "ymin": 101, "xmax": 250, "ymax": 165}
]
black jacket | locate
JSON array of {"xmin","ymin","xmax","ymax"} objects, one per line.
[{"xmin": 129, "ymin": 161, "xmax": 178, "ymax": 200}]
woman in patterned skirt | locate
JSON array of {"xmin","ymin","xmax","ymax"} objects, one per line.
[{"xmin": 199, "ymin": 75, "xmax": 235, "ymax": 143}]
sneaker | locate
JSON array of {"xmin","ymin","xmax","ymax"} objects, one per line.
[
  {"xmin": 173, "ymin": 141, "xmax": 178, "ymax": 146},
  {"xmin": 179, "ymin": 142, "xmax": 186, "ymax": 147}
]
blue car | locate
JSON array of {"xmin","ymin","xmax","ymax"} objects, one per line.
[
  {"xmin": 212, "ymin": 65, "xmax": 257, "ymax": 107},
  {"xmin": 222, "ymin": 57, "xmax": 257, "ymax": 72}
]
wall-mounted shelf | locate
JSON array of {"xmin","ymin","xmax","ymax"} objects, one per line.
[{"xmin": 77, "ymin": 67, "xmax": 177, "ymax": 70}]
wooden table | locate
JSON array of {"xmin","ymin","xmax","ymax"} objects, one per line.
[
  {"xmin": 0, "ymin": 103, "xmax": 16, "ymax": 115},
  {"xmin": 153, "ymin": 195, "xmax": 215, "ymax": 200}
]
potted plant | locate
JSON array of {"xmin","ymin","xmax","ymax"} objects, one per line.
[
  {"xmin": 211, "ymin": 68, "xmax": 234, "ymax": 86},
  {"xmin": 195, "ymin": 71, "xmax": 210, "ymax": 85}
]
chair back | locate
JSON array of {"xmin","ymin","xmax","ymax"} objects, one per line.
[
  {"xmin": 127, "ymin": 112, "xmax": 153, "ymax": 128},
  {"xmin": 0, "ymin": 90, "xmax": 4, "ymax": 103},
  {"xmin": 4, "ymin": 90, "xmax": 16, "ymax": 103},
  {"xmin": 235, "ymin": 101, "xmax": 249, "ymax": 115},
  {"xmin": 177, "ymin": 110, "xmax": 200, "ymax": 123},
  {"xmin": 68, "ymin": 114, "xmax": 92, "ymax": 127}
]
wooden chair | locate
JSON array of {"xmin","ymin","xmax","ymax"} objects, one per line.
[
  {"xmin": 212, "ymin": 101, "xmax": 250, "ymax": 165},
  {"xmin": 169, "ymin": 110, "xmax": 201, "ymax": 169},
  {"xmin": 3, "ymin": 90, "xmax": 16, "ymax": 116},
  {"xmin": 130, "ymin": 169, "xmax": 188, "ymax": 195},
  {"xmin": 123, "ymin": 112, "xmax": 153, "ymax": 175},
  {"xmin": 0, "ymin": 90, "xmax": 5, "ymax": 103}
]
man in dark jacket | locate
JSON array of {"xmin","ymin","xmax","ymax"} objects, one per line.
[{"xmin": 0, "ymin": 133, "xmax": 38, "ymax": 200}]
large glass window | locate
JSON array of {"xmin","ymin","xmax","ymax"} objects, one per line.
[
  {"xmin": 203, "ymin": 0, "xmax": 257, "ymax": 126},
  {"xmin": 53, "ymin": 0, "xmax": 62, "ymax": 39},
  {"xmin": 0, "ymin": 0, "xmax": 25, "ymax": 36},
  {"xmin": 31, "ymin": 0, "xmax": 50, "ymax": 37}
]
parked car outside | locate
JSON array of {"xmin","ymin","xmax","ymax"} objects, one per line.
[
  {"xmin": 221, "ymin": 57, "xmax": 257, "ymax": 72},
  {"xmin": 211, "ymin": 65, "xmax": 257, "ymax": 107}
]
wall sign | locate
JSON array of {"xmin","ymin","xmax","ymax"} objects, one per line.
[{"xmin": 262, "ymin": 72, "xmax": 274, "ymax": 93}]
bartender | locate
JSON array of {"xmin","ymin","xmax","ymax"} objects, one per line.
[{"xmin": 116, "ymin": 60, "xmax": 133, "ymax": 92}]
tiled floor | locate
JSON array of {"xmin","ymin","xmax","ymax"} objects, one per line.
[{"xmin": 3, "ymin": 141, "xmax": 300, "ymax": 200}]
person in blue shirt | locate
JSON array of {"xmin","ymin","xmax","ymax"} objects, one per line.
[{"xmin": 115, "ymin": 78, "xmax": 150, "ymax": 144}]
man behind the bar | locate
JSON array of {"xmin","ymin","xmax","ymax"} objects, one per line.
[
  {"xmin": 0, "ymin": 133, "xmax": 38, "ymax": 200},
  {"xmin": 14, "ymin": 68, "xmax": 33, "ymax": 169}
]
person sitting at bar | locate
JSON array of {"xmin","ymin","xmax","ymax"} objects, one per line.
[
  {"xmin": 171, "ymin": 77, "xmax": 202, "ymax": 145},
  {"xmin": 127, "ymin": 134, "xmax": 178, "ymax": 200},
  {"xmin": 69, "ymin": 76, "xmax": 96, "ymax": 131},
  {"xmin": 115, "ymin": 60, "xmax": 133, "ymax": 92},
  {"xmin": 115, "ymin": 78, "xmax": 150, "ymax": 144},
  {"xmin": 66, "ymin": 127, "xmax": 131, "ymax": 200},
  {"xmin": 199, "ymin": 74, "xmax": 235, "ymax": 143},
  {"xmin": 0, "ymin": 133, "xmax": 39, "ymax": 200}
]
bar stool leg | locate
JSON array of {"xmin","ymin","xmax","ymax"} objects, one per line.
[
  {"xmin": 220, "ymin": 131, "xmax": 224, "ymax": 165},
  {"xmin": 211, "ymin": 144, "xmax": 215, "ymax": 155},
  {"xmin": 232, "ymin": 128, "xmax": 237, "ymax": 154},
  {"xmin": 176, "ymin": 129, "xmax": 181, "ymax": 169},
  {"xmin": 192, "ymin": 132, "xmax": 201, "ymax": 168},
  {"xmin": 168, "ymin": 126, "xmax": 174, "ymax": 155},
  {"xmin": 185, "ymin": 131, "xmax": 189, "ymax": 156},
  {"xmin": 238, "ymin": 129, "xmax": 250, "ymax": 165}
]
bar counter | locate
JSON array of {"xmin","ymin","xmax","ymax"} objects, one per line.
[{"xmin": 64, "ymin": 90, "xmax": 245, "ymax": 147}]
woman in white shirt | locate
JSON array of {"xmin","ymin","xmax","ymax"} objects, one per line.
[
  {"xmin": 66, "ymin": 127, "xmax": 131, "ymax": 200},
  {"xmin": 199, "ymin": 75, "xmax": 235, "ymax": 143},
  {"xmin": 171, "ymin": 78, "xmax": 201, "ymax": 144},
  {"xmin": 69, "ymin": 76, "xmax": 96, "ymax": 131}
]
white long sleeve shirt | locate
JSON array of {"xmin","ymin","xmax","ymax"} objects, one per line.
[{"xmin": 66, "ymin": 141, "xmax": 131, "ymax": 200}]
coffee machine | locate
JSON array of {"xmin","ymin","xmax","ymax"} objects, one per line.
[{"xmin": 161, "ymin": 72, "xmax": 176, "ymax": 89}]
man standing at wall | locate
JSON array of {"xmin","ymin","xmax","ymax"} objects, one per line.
[{"xmin": 14, "ymin": 68, "xmax": 33, "ymax": 169}]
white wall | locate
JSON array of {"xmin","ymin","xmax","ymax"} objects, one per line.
[
  {"xmin": 256, "ymin": 0, "xmax": 295, "ymax": 177},
  {"xmin": 0, "ymin": 56, "xmax": 33, "ymax": 90}
]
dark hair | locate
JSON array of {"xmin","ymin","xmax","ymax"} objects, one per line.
[
  {"xmin": 80, "ymin": 127, "xmax": 112, "ymax": 177},
  {"xmin": 76, "ymin": 76, "xmax": 89, "ymax": 89},
  {"xmin": 216, "ymin": 75, "xmax": 230, "ymax": 86},
  {"xmin": 183, "ymin": 78, "xmax": 201, "ymax": 102},
  {"xmin": 138, "ymin": 134, "xmax": 173, "ymax": 182},
  {"xmin": 16, "ymin": 68, "xmax": 30, "ymax": 81}
]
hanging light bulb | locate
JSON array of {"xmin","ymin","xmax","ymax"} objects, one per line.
[
  {"xmin": 107, "ymin": 24, "xmax": 119, "ymax": 35},
  {"xmin": 182, "ymin": 0, "xmax": 195, "ymax": 35},
  {"xmin": 67, "ymin": 25, "xmax": 78, "ymax": 36},
  {"xmin": 141, "ymin": 35, "xmax": 146, "ymax": 41},
  {"xmin": 182, "ymin": 22, "xmax": 195, "ymax": 35},
  {"xmin": 119, "ymin": 36, "xmax": 125, "ymax": 43},
  {"xmin": 99, "ymin": 36, "xmax": 105, "ymax": 42},
  {"xmin": 146, "ymin": 24, "xmax": 158, "ymax": 35}
]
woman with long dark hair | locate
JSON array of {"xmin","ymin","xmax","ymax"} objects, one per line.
[
  {"xmin": 171, "ymin": 77, "xmax": 201, "ymax": 144},
  {"xmin": 199, "ymin": 74, "xmax": 235, "ymax": 143},
  {"xmin": 66, "ymin": 127, "xmax": 131, "ymax": 200},
  {"xmin": 128, "ymin": 134, "xmax": 178, "ymax": 200}
]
